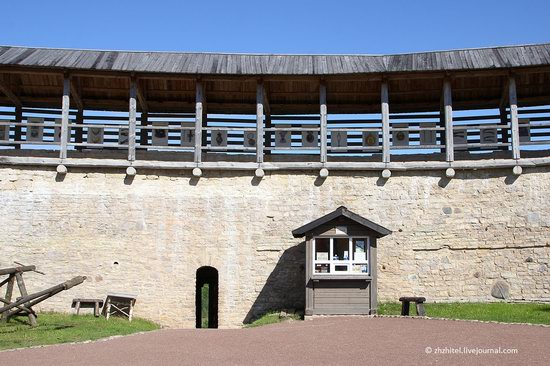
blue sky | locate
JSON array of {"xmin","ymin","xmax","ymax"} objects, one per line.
[{"xmin": 2, "ymin": 0, "xmax": 549, "ymax": 54}]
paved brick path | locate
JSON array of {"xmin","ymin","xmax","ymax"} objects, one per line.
[{"xmin": 2, "ymin": 317, "xmax": 549, "ymax": 365}]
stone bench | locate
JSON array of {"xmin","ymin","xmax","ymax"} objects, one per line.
[
  {"xmin": 71, "ymin": 298, "xmax": 104, "ymax": 317},
  {"xmin": 399, "ymin": 296, "xmax": 426, "ymax": 316}
]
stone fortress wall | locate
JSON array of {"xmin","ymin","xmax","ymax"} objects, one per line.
[{"xmin": 1, "ymin": 166, "xmax": 548, "ymax": 328}]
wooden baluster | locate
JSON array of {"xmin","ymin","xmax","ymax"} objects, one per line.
[
  {"xmin": 60, "ymin": 76, "xmax": 71, "ymax": 159},
  {"xmin": 320, "ymin": 82, "xmax": 327, "ymax": 163},
  {"xmin": 256, "ymin": 81, "xmax": 265, "ymax": 164},
  {"xmin": 381, "ymin": 81, "xmax": 391, "ymax": 163},
  {"xmin": 128, "ymin": 78, "xmax": 137, "ymax": 161},
  {"xmin": 443, "ymin": 78, "xmax": 454, "ymax": 162},
  {"xmin": 508, "ymin": 76, "xmax": 521, "ymax": 160}
]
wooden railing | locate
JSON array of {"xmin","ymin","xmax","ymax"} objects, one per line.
[{"xmin": 1, "ymin": 75, "xmax": 550, "ymax": 174}]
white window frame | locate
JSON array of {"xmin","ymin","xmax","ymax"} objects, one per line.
[{"xmin": 312, "ymin": 236, "xmax": 370, "ymax": 276}]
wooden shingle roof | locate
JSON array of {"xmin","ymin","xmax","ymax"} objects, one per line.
[
  {"xmin": 1, "ymin": 43, "xmax": 549, "ymax": 76},
  {"xmin": 292, "ymin": 206, "xmax": 392, "ymax": 238}
]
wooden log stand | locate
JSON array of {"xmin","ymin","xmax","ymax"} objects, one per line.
[
  {"xmin": 0, "ymin": 265, "xmax": 86, "ymax": 326},
  {"xmin": 399, "ymin": 296, "xmax": 427, "ymax": 316},
  {"xmin": 72, "ymin": 298, "xmax": 104, "ymax": 317}
]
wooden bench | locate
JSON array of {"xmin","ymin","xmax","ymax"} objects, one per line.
[
  {"xmin": 398, "ymin": 296, "xmax": 426, "ymax": 316},
  {"xmin": 71, "ymin": 298, "xmax": 104, "ymax": 317},
  {"xmin": 102, "ymin": 293, "xmax": 137, "ymax": 321}
]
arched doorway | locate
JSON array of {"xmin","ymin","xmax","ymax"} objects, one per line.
[{"xmin": 195, "ymin": 266, "xmax": 218, "ymax": 328}]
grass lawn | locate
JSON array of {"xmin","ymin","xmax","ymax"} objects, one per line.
[
  {"xmin": 245, "ymin": 311, "xmax": 302, "ymax": 328},
  {"xmin": 378, "ymin": 302, "xmax": 550, "ymax": 325},
  {"xmin": 0, "ymin": 312, "xmax": 159, "ymax": 351}
]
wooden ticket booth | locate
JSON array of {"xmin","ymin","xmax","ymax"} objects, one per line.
[{"xmin": 293, "ymin": 206, "xmax": 391, "ymax": 316}]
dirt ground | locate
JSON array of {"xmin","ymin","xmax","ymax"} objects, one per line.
[{"xmin": 2, "ymin": 316, "xmax": 549, "ymax": 365}]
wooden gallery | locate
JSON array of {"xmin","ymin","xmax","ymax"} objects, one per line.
[{"xmin": 0, "ymin": 45, "xmax": 549, "ymax": 328}]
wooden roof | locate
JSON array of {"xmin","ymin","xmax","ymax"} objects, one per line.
[
  {"xmin": 1, "ymin": 44, "xmax": 550, "ymax": 115},
  {"xmin": 1, "ymin": 44, "xmax": 550, "ymax": 75},
  {"xmin": 292, "ymin": 206, "xmax": 392, "ymax": 238}
]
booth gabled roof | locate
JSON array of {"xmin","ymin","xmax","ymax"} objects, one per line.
[{"xmin": 292, "ymin": 206, "xmax": 392, "ymax": 238}]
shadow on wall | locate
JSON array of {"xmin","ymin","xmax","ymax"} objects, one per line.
[{"xmin": 243, "ymin": 242, "xmax": 306, "ymax": 324}]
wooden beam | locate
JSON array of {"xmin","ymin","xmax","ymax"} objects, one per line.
[
  {"xmin": 509, "ymin": 76, "xmax": 521, "ymax": 160},
  {"xmin": 263, "ymin": 83, "xmax": 271, "ymax": 116},
  {"xmin": 499, "ymin": 78, "xmax": 510, "ymax": 149},
  {"xmin": 139, "ymin": 112, "xmax": 149, "ymax": 145},
  {"xmin": 256, "ymin": 81, "xmax": 265, "ymax": 163},
  {"xmin": 194, "ymin": 80, "xmax": 204, "ymax": 163},
  {"xmin": 381, "ymin": 81, "xmax": 390, "ymax": 163},
  {"xmin": 2, "ymin": 155, "xmax": 550, "ymax": 171},
  {"xmin": 136, "ymin": 80, "xmax": 149, "ymax": 113},
  {"xmin": 75, "ymin": 108, "xmax": 84, "ymax": 151},
  {"xmin": 443, "ymin": 79, "xmax": 454, "ymax": 162},
  {"xmin": 59, "ymin": 77, "xmax": 70, "ymax": 159},
  {"xmin": 14, "ymin": 106, "xmax": 22, "ymax": 149},
  {"xmin": 499, "ymin": 78, "xmax": 510, "ymax": 111},
  {"xmin": 0, "ymin": 77, "xmax": 21, "ymax": 107},
  {"xmin": 128, "ymin": 79, "xmax": 137, "ymax": 161},
  {"xmin": 70, "ymin": 78, "xmax": 84, "ymax": 110},
  {"xmin": 14, "ymin": 273, "xmax": 37, "ymax": 326},
  {"xmin": 319, "ymin": 82, "xmax": 328, "ymax": 163},
  {"xmin": 265, "ymin": 112, "xmax": 272, "ymax": 156}
]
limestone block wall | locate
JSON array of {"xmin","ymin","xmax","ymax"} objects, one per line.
[{"xmin": 0, "ymin": 166, "xmax": 548, "ymax": 328}]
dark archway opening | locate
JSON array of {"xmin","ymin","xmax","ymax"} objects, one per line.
[{"xmin": 195, "ymin": 266, "xmax": 219, "ymax": 328}]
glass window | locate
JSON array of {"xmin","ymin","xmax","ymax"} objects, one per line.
[
  {"xmin": 315, "ymin": 263, "xmax": 330, "ymax": 274},
  {"xmin": 333, "ymin": 238, "xmax": 349, "ymax": 261},
  {"xmin": 313, "ymin": 237, "xmax": 369, "ymax": 275},
  {"xmin": 315, "ymin": 238, "xmax": 330, "ymax": 261},
  {"xmin": 352, "ymin": 238, "xmax": 368, "ymax": 262}
]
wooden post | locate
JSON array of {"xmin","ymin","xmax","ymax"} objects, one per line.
[
  {"xmin": 499, "ymin": 105, "xmax": 510, "ymax": 150},
  {"xmin": 128, "ymin": 79, "xmax": 137, "ymax": 161},
  {"xmin": 14, "ymin": 106, "xmax": 22, "ymax": 149},
  {"xmin": 202, "ymin": 112, "xmax": 208, "ymax": 148},
  {"xmin": 14, "ymin": 273, "xmax": 37, "ymax": 327},
  {"xmin": 443, "ymin": 79, "xmax": 454, "ymax": 162},
  {"xmin": 75, "ymin": 108, "xmax": 84, "ymax": 151},
  {"xmin": 60, "ymin": 76, "xmax": 71, "ymax": 159},
  {"xmin": 265, "ymin": 112, "xmax": 272, "ymax": 156},
  {"xmin": 0, "ymin": 275, "xmax": 15, "ymax": 322},
  {"xmin": 195, "ymin": 81, "xmax": 204, "ymax": 163},
  {"xmin": 319, "ymin": 82, "xmax": 327, "ymax": 163},
  {"xmin": 508, "ymin": 76, "xmax": 521, "ymax": 160},
  {"xmin": 499, "ymin": 79, "xmax": 510, "ymax": 150},
  {"xmin": 139, "ymin": 112, "xmax": 149, "ymax": 146},
  {"xmin": 381, "ymin": 81, "xmax": 390, "ymax": 163},
  {"xmin": 256, "ymin": 81, "xmax": 265, "ymax": 163}
]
